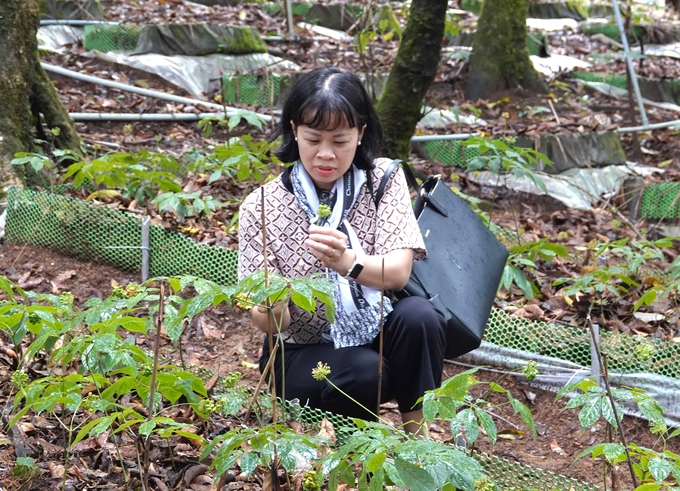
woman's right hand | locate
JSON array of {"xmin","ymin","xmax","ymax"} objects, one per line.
[{"xmin": 252, "ymin": 300, "xmax": 291, "ymax": 335}]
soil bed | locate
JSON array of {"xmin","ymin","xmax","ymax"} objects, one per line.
[{"xmin": 0, "ymin": 243, "xmax": 678, "ymax": 490}]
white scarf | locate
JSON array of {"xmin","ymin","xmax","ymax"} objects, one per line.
[{"xmin": 291, "ymin": 161, "xmax": 393, "ymax": 348}]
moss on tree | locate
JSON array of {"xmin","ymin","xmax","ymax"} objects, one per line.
[
  {"xmin": 0, "ymin": 0, "xmax": 81, "ymax": 190},
  {"xmin": 376, "ymin": 0, "xmax": 447, "ymax": 160},
  {"xmin": 466, "ymin": 0, "xmax": 546, "ymax": 100}
]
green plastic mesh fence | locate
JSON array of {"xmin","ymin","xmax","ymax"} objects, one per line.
[
  {"xmin": 571, "ymin": 71, "xmax": 627, "ymax": 88},
  {"xmin": 285, "ymin": 401, "xmax": 598, "ymax": 491},
  {"xmin": 83, "ymin": 23, "xmax": 142, "ymax": 52},
  {"xmin": 486, "ymin": 308, "xmax": 680, "ymax": 379},
  {"xmin": 422, "ymin": 140, "xmax": 483, "ymax": 167},
  {"xmin": 8, "ymin": 186, "xmax": 677, "ymax": 491},
  {"xmin": 640, "ymin": 182, "xmax": 680, "ymax": 220},
  {"xmin": 222, "ymin": 72, "xmax": 289, "ymax": 107},
  {"xmin": 581, "ymin": 22, "xmax": 645, "ymax": 41},
  {"xmin": 5, "ymin": 188, "xmax": 238, "ymax": 285},
  {"xmin": 260, "ymin": 2, "xmax": 314, "ymax": 17}
]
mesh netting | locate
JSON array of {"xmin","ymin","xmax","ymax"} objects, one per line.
[
  {"xmin": 83, "ymin": 23, "xmax": 141, "ymax": 52},
  {"xmin": 571, "ymin": 71, "xmax": 627, "ymax": 88},
  {"xmin": 640, "ymin": 182, "xmax": 680, "ymax": 220},
  {"xmin": 581, "ymin": 22, "xmax": 646, "ymax": 41},
  {"xmin": 286, "ymin": 401, "xmax": 598, "ymax": 491},
  {"xmin": 5, "ymin": 188, "xmax": 238, "ymax": 285},
  {"xmin": 222, "ymin": 72, "xmax": 289, "ymax": 107},
  {"xmin": 486, "ymin": 308, "xmax": 680, "ymax": 379},
  {"xmin": 9, "ymin": 186, "xmax": 676, "ymax": 490},
  {"xmin": 423, "ymin": 140, "xmax": 483, "ymax": 167}
]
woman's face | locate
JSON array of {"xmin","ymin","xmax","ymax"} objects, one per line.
[{"xmin": 292, "ymin": 120, "xmax": 365, "ymax": 190}]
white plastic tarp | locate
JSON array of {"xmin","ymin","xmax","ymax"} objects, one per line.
[
  {"xmin": 466, "ymin": 162, "xmax": 663, "ymax": 210},
  {"xmin": 458, "ymin": 342, "xmax": 680, "ymax": 426},
  {"xmin": 531, "ymin": 54, "xmax": 591, "ymax": 76},
  {"xmin": 37, "ymin": 25, "xmax": 84, "ymax": 53},
  {"xmin": 580, "ymin": 81, "xmax": 680, "ymax": 113},
  {"xmin": 526, "ymin": 18, "xmax": 579, "ymax": 32},
  {"xmin": 418, "ymin": 106, "xmax": 487, "ymax": 129},
  {"xmin": 634, "ymin": 42, "xmax": 680, "ymax": 59},
  {"xmin": 90, "ymin": 51, "xmax": 301, "ymax": 100}
]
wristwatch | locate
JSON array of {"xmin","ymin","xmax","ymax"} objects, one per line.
[{"xmin": 343, "ymin": 252, "xmax": 364, "ymax": 280}]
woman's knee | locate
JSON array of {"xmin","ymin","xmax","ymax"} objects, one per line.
[{"xmin": 390, "ymin": 296, "xmax": 446, "ymax": 337}]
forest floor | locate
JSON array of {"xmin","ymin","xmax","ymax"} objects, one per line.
[{"xmin": 1, "ymin": 242, "xmax": 678, "ymax": 491}]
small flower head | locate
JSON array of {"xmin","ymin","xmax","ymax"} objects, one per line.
[
  {"xmin": 234, "ymin": 292, "xmax": 253, "ymax": 311},
  {"xmin": 11, "ymin": 371, "xmax": 29, "ymax": 389},
  {"xmin": 522, "ymin": 360, "xmax": 538, "ymax": 381},
  {"xmin": 59, "ymin": 292, "xmax": 75, "ymax": 307},
  {"xmin": 302, "ymin": 470, "xmax": 322, "ymax": 491},
  {"xmin": 312, "ymin": 361, "xmax": 331, "ymax": 381},
  {"xmin": 635, "ymin": 343, "xmax": 654, "ymax": 361},
  {"xmin": 314, "ymin": 204, "xmax": 333, "ymax": 226},
  {"xmin": 223, "ymin": 371, "xmax": 242, "ymax": 389},
  {"xmin": 649, "ymin": 419, "xmax": 667, "ymax": 435},
  {"xmin": 473, "ymin": 475, "xmax": 495, "ymax": 491}
]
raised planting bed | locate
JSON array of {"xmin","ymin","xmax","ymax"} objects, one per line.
[
  {"xmin": 571, "ymin": 71, "xmax": 680, "ymax": 105},
  {"xmin": 84, "ymin": 23, "xmax": 266, "ymax": 55}
]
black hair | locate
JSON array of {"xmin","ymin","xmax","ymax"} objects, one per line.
[{"xmin": 272, "ymin": 67, "xmax": 383, "ymax": 171}]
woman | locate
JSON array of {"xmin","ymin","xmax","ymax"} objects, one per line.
[{"xmin": 238, "ymin": 67, "xmax": 446, "ymax": 433}]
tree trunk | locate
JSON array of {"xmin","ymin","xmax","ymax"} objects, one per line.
[
  {"xmin": 466, "ymin": 0, "xmax": 545, "ymax": 100},
  {"xmin": 0, "ymin": 0, "xmax": 81, "ymax": 189},
  {"xmin": 376, "ymin": 0, "xmax": 447, "ymax": 160}
]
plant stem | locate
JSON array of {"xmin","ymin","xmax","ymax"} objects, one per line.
[
  {"xmin": 260, "ymin": 187, "xmax": 277, "ymax": 423},
  {"xmin": 143, "ymin": 282, "xmax": 165, "ymax": 491},
  {"xmin": 243, "ymin": 342, "xmax": 280, "ymax": 423},
  {"xmin": 586, "ymin": 313, "xmax": 638, "ymax": 488},
  {"xmin": 377, "ymin": 259, "xmax": 385, "ymax": 418}
]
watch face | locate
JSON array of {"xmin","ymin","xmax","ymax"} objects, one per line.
[{"xmin": 349, "ymin": 263, "xmax": 364, "ymax": 279}]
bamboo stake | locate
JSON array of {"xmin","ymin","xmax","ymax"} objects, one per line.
[
  {"xmin": 377, "ymin": 259, "xmax": 385, "ymax": 419},
  {"xmin": 587, "ymin": 314, "xmax": 638, "ymax": 489},
  {"xmin": 260, "ymin": 188, "xmax": 277, "ymax": 423},
  {"xmin": 143, "ymin": 282, "xmax": 164, "ymax": 491}
]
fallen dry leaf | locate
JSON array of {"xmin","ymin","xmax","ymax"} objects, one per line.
[
  {"xmin": 184, "ymin": 464, "xmax": 209, "ymax": 487},
  {"xmin": 550, "ymin": 438, "xmax": 566, "ymax": 455},
  {"xmin": 498, "ymin": 428, "xmax": 525, "ymax": 440},
  {"xmin": 318, "ymin": 417, "xmax": 336, "ymax": 445},
  {"xmin": 48, "ymin": 462, "xmax": 65, "ymax": 479},
  {"xmin": 50, "ymin": 269, "xmax": 77, "ymax": 293}
]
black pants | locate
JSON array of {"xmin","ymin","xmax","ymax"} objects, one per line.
[{"xmin": 259, "ymin": 296, "xmax": 447, "ymax": 420}]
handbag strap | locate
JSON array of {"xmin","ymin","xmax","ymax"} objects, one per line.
[{"xmin": 374, "ymin": 159, "xmax": 420, "ymax": 208}]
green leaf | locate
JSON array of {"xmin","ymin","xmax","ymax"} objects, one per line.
[
  {"xmin": 139, "ymin": 420, "xmax": 157, "ymax": 436},
  {"xmin": 366, "ymin": 452, "xmax": 386, "ymax": 473},
  {"xmin": 394, "ymin": 457, "xmax": 436, "ymax": 491},
  {"xmin": 578, "ymin": 396, "xmax": 602, "ymax": 428},
  {"xmin": 369, "ymin": 467, "xmax": 385, "ymax": 491},
  {"xmin": 291, "ymin": 291, "xmax": 313, "ymax": 312},
  {"xmin": 240, "ymin": 452, "xmax": 258, "ymax": 475},
  {"xmin": 338, "ymin": 459, "xmax": 355, "ymax": 486},
  {"xmin": 601, "ymin": 443, "xmax": 627, "ymax": 463},
  {"xmin": 474, "ymin": 407, "xmax": 497, "ymax": 444},
  {"xmin": 422, "ymin": 392, "xmax": 437, "ymax": 421},
  {"xmin": 648, "ymin": 457, "xmax": 673, "ymax": 483},
  {"xmin": 635, "ymin": 484, "xmax": 662, "ymax": 491}
]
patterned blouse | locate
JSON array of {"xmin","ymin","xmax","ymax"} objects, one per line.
[{"xmin": 238, "ymin": 158, "xmax": 426, "ymax": 344}]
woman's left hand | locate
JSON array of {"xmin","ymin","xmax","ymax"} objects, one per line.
[{"xmin": 305, "ymin": 225, "xmax": 353, "ymax": 274}]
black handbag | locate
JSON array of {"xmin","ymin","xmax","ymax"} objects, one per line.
[{"xmin": 372, "ymin": 160, "xmax": 509, "ymax": 359}]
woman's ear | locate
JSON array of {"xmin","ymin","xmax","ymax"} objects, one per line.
[
  {"xmin": 290, "ymin": 120, "xmax": 297, "ymax": 136},
  {"xmin": 358, "ymin": 124, "xmax": 367, "ymax": 142}
]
